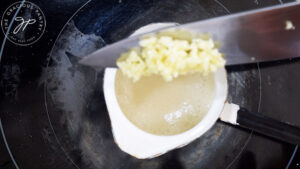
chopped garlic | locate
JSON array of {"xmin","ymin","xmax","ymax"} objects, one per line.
[
  {"xmin": 117, "ymin": 29, "xmax": 225, "ymax": 82},
  {"xmin": 285, "ymin": 20, "xmax": 295, "ymax": 30}
]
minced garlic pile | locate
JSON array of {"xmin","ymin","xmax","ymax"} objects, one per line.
[{"xmin": 116, "ymin": 29, "xmax": 225, "ymax": 82}]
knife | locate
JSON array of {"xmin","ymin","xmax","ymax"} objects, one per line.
[{"xmin": 79, "ymin": 2, "xmax": 300, "ymax": 68}]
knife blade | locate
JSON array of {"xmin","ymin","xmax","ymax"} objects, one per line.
[{"xmin": 79, "ymin": 2, "xmax": 300, "ymax": 69}]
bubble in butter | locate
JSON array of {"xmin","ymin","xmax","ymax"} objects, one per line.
[
  {"xmin": 117, "ymin": 29, "xmax": 225, "ymax": 82},
  {"xmin": 115, "ymin": 70, "xmax": 215, "ymax": 135}
]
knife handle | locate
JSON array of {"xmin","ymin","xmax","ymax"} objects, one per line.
[{"xmin": 236, "ymin": 107, "xmax": 300, "ymax": 145}]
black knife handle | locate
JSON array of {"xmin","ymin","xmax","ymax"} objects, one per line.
[{"xmin": 237, "ymin": 108, "xmax": 300, "ymax": 145}]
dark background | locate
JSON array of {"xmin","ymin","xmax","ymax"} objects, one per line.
[{"xmin": 0, "ymin": 0, "xmax": 299, "ymax": 169}]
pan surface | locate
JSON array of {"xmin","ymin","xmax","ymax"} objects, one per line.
[{"xmin": 0, "ymin": 0, "xmax": 299, "ymax": 169}]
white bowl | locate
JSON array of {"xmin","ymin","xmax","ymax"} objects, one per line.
[{"xmin": 103, "ymin": 67, "xmax": 227, "ymax": 159}]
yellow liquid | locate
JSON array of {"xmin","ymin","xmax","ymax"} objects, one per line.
[{"xmin": 115, "ymin": 71, "xmax": 215, "ymax": 135}]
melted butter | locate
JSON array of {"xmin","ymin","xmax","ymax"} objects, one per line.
[{"xmin": 115, "ymin": 70, "xmax": 215, "ymax": 135}]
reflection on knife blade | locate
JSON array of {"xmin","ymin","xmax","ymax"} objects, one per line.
[{"xmin": 79, "ymin": 2, "xmax": 300, "ymax": 69}]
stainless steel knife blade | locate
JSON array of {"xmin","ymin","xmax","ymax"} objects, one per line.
[{"xmin": 79, "ymin": 2, "xmax": 300, "ymax": 69}]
